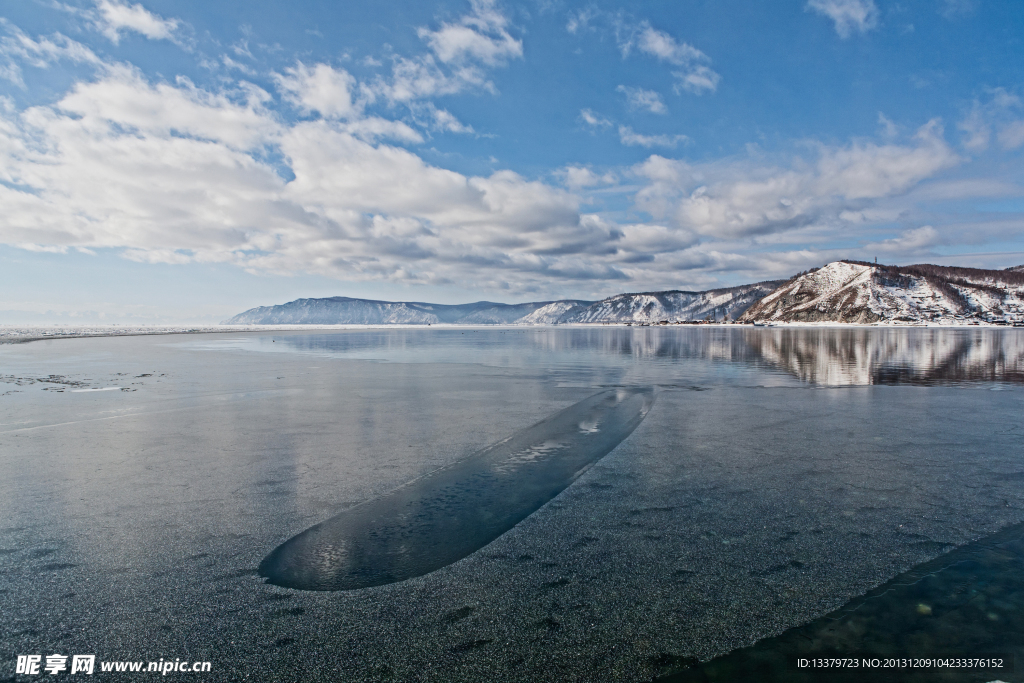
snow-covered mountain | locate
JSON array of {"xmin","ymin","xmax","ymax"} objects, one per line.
[
  {"xmin": 223, "ymin": 281, "xmax": 782, "ymax": 326},
  {"xmin": 514, "ymin": 300, "xmax": 591, "ymax": 324},
  {"xmin": 739, "ymin": 261, "xmax": 1024, "ymax": 324},
  {"xmin": 560, "ymin": 282, "xmax": 783, "ymax": 324},
  {"xmin": 222, "ymin": 297, "xmax": 593, "ymax": 325},
  {"xmin": 224, "ymin": 262, "xmax": 1024, "ymax": 327}
]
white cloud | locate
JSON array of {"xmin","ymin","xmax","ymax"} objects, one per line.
[
  {"xmin": 0, "ymin": 22, "xmax": 100, "ymax": 86},
  {"xmin": 52, "ymin": 65, "xmax": 279, "ymax": 150},
  {"xmin": 373, "ymin": 1, "xmax": 521, "ymax": 105},
  {"xmin": 618, "ymin": 126, "xmax": 688, "ymax": 148},
  {"xmin": 806, "ymin": 0, "xmax": 879, "ymax": 38},
  {"xmin": 623, "ymin": 23, "xmax": 705, "ymax": 65},
  {"xmin": 617, "ymin": 85, "xmax": 667, "ymax": 114},
  {"xmin": 425, "ymin": 105, "xmax": 474, "ymax": 134},
  {"xmin": 377, "ymin": 55, "xmax": 479, "ymax": 103},
  {"xmin": 0, "ymin": 64, "xmax": 1008, "ymax": 297},
  {"xmin": 617, "ymin": 21, "xmax": 719, "ymax": 94},
  {"xmin": 0, "ymin": 66, "xmax": 653, "ymax": 293},
  {"xmin": 559, "ymin": 166, "xmax": 617, "ymax": 190},
  {"xmin": 633, "ymin": 120, "xmax": 959, "ymax": 239},
  {"xmin": 275, "ymin": 62, "xmax": 360, "ymax": 120},
  {"xmin": 958, "ymin": 89, "xmax": 1024, "ymax": 152},
  {"xmin": 338, "ymin": 117, "xmax": 424, "ymax": 144},
  {"xmin": 0, "ymin": 15, "xmax": 1016, "ymax": 297},
  {"xmin": 866, "ymin": 225, "xmax": 939, "ymax": 254},
  {"xmin": 93, "ymin": 0, "xmax": 180, "ymax": 44},
  {"xmin": 579, "ymin": 108, "xmax": 613, "ymax": 128},
  {"xmin": 419, "ymin": 0, "xmax": 522, "ymax": 66},
  {"xmin": 122, "ymin": 248, "xmax": 193, "ymax": 264},
  {"xmin": 673, "ymin": 65, "xmax": 720, "ymax": 95}
]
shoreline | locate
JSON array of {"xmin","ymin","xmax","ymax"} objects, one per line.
[{"xmin": 2, "ymin": 320, "xmax": 1022, "ymax": 345}]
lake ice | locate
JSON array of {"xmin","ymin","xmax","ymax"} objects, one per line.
[{"xmin": 1, "ymin": 327, "xmax": 1022, "ymax": 681}]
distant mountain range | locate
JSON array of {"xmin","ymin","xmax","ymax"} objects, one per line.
[
  {"xmin": 223, "ymin": 260, "xmax": 1024, "ymax": 326},
  {"xmin": 223, "ymin": 281, "xmax": 783, "ymax": 325},
  {"xmin": 739, "ymin": 261, "xmax": 1024, "ymax": 324}
]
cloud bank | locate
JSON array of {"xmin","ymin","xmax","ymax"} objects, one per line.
[{"xmin": 0, "ymin": 1, "xmax": 1017, "ymax": 299}]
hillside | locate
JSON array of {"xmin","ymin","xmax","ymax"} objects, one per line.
[
  {"xmin": 222, "ymin": 297, "xmax": 594, "ymax": 325},
  {"xmin": 223, "ymin": 281, "xmax": 783, "ymax": 325},
  {"xmin": 739, "ymin": 261, "xmax": 1024, "ymax": 324},
  {"xmin": 560, "ymin": 282, "xmax": 783, "ymax": 324}
]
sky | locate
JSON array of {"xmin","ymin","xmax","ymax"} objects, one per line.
[{"xmin": 0, "ymin": 0, "xmax": 1023, "ymax": 323}]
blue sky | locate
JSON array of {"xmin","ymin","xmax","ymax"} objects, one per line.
[{"xmin": 0, "ymin": 0, "xmax": 1022, "ymax": 323}]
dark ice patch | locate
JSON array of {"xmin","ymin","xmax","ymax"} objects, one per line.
[
  {"xmin": 451, "ymin": 639, "xmax": 492, "ymax": 654},
  {"xmin": 258, "ymin": 388, "xmax": 654, "ymax": 591},
  {"xmin": 656, "ymin": 520, "xmax": 1024, "ymax": 682}
]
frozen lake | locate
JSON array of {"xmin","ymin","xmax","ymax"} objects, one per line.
[{"xmin": 2, "ymin": 327, "xmax": 1023, "ymax": 681}]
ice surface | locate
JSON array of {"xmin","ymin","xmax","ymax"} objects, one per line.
[{"xmin": 1, "ymin": 328, "xmax": 1022, "ymax": 682}]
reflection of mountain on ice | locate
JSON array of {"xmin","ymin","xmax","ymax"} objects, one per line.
[
  {"xmin": 741, "ymin": 261, "xmax": 1024, "ymax": 325},
  {"xmin": 514, "ymin": 327, "xmax": 1024, "ymax": 386},
  {"xmin": 739, "ymin": 327, "xmax": 1024, "ymax": 385}
]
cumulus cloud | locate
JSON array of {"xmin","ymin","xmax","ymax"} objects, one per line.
[
  {"xmin": 275, "ymin": 62, "xmax": 361, "ymax": 120},
  {"xmin": 372, "ymin": 1, "xmax": 521, "ymax": 105},
  {"xmin": 620, "ymin": 22, "xmax": 705, "ymax": 65},
  {"xmin": 559, "ymin": 166, "xmax": 617, "ymax": 190},
  {"xmin": 0, "ymin": 62, "xmax": 998, "ymax": 295},
  {"xmin": 0, "ymin": 14, "xmax": 1010, "ymax": 297},
  {"xmin": 633, "ymin": 120, "xmax": 959, "ymax": 239},
  {"xmin": 806, "ymin": 0, "xmax": 879, "ymax": 38},
  {"xmin": 619, "ymin": 126, "xmax": 688, "ymax": 148},
  {"xmin": 618, "ymin": 21, "xmax": 719, "ymax": 94},
  {"xmin": 92, "ymin": 0, "xmax": 180, "ymax": 44},
  {"xmin": 0, "ymin": 65, "xmax": 647, "ymax": 292},
  {"xmin": 617, "ymin": 85, "xmax": 667, "ymax": 114},
  {"xmin": 419, "ymin": 0, "xmax": 522, "ymax": 66}
]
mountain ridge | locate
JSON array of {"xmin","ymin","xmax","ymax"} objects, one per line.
[
  {"xmin": 739, "ymin": 261, "xmax": 1024, "ymax": 324},
  {"xmin": 223, "ymin": 281, "xmax": 784, "ymax": 325},
  {"xmin": 224, "ymin": 261, "xmax": 1024, "ymax": 326}
]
